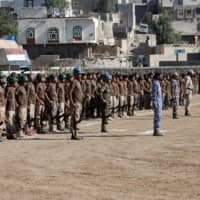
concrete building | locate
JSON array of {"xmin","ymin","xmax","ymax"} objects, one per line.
[
  {"xmin": 0, "ymin": 0, "xmax": 14, "ymax": 8},
  {"xmin": 172, "ymin": 2, "xmax": 200, "ymax": 44},
  {"xmin": 18, "ymin": 16, "xmax": 100, "ymax": 58},
  {"xmin": 149, "ymin": 44, "xmax": 200, "ymax": 67}
]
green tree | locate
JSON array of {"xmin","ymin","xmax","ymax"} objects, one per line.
[
  {"xmin": 95, "ymin": 0, "xmax": 117, "ymax": 13},
  {"xmin": 153, "ymin": 12, "xmax": 181, "ymax": 44},
  {"xmin": 0, "ymin": 10, "xmax": 17, "ymax": 37},
  {"xmin": 47, "ymin": 0, "xmax": 67, "ymax": 9}
]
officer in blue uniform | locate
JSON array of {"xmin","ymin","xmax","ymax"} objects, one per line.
[{"xmin": 152, "ymin": 72, "xmax": 163, "ymax": 136}]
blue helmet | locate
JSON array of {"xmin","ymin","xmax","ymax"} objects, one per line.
[
  {"xmin": 73, "ymin": 67, "xmax": 82, "ymax": 75},
  {"xmin": 102, "ymin": 73, "xmax": 111, "ymax": 81}
]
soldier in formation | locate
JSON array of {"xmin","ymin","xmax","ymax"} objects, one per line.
[{"xmin": 0, "ymin": 69, "xmax": 199, "ymax": 142}]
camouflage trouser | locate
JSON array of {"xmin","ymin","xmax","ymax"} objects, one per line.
[
  {"xmin": 58, "ymin": 102, "xmax": 65, "ymax": 130},
  {"xmin": 83, "ymin": 96, "xmax": 91, "ymax": 119},
  {"xmin": 6, "ymin": 110, "xmax": 16, "ymax": 136},
  {"xmin": 110, "ymin": 96, "xmax": 118, "ymax": 116},
  {"xmin": 17, "ymin": 106, "xmax": 27, "ymax": 136},
  {"xmin": 50, "ymin": 102, "xmax": 58, "ymax": 131},
  {"xmin": 28, "ymin": 103, "xmax": 35, "ymax": 129},
  {"xmin": 184, "ymin": 94, "xmax": 192, "ymax": 114},
  {"xmin": 0, "ymin": 106, "xmax": 5, "ymax": 136},
  {"xmin": 172, "ymin": 96, "xmax": 179, "ymax": 118},
  {"xmin": 127, "ymin": 96, "xmax": 134, "ymax": 116},
  {"xmin": 35, "ymin": 102, "xmax": 45, "ymax": 130},
  {"xmin": 144, "ymin": 92, "xmax": 151, "ymax": 109},
  {"xmin": 118, "ymin": 96, "xmax": 125, "ymax": 117},
  {"xmin": 70, "ymin": 102, "xmax": 82, "ymax": 132}
]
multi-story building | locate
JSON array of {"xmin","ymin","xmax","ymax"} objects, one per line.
[
  {"xmin": 16, "ymin": 0, "xmax": 136, "ymax": 60},
  {"xmin": 0, "ymin": 0, "xmax": 14, "ymax": 8},
  {"xmin": 172, "ymin": 2, "xmax": 200, "ymax": 44}
]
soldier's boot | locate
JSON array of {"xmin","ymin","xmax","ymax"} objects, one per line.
[
  {"xmin": 71, "ymin": 130, "xmax": 83, "ymax": 140},
  {"xmin": 185, "ymin": 110, "xmax": 191, "ymax": 116},
  {"xmin": 101, "ymin": 123, "xmax": 108, "ymax": 133},
  {"xmin": 37, "ymin": 127, "xmax": 46, "ymax": 134},
  {"xmin": 153, "ymin": 128, "xmax": 164, "ymax": 136},
  {"xmin": 131, "ymin": 107, "xmax": 135, "ymax": 116},
  {"xmin": 7, "ymin": 133, "xmax": 17, "ymax": 140},
  {"xmin": 58, "ymin": 122, "xmax": 65, "ymax": 132},
  {"xmin": 0, "ymin": 134, "xmax": 3, "ymax": 142},
  {"xmin": 18, "ymin": 129, "xmax": 26, "ymax": 139},
  {"xmin": 70, "ymin": 120, "xmax": 83, "ymax": 140},
  {"xmin": 52, "ymin": 124, "xmax": 60, "ymax": 133},
  {"xmin": 173, "ymin": 112, "xmax": 179, "ymax": 119}
]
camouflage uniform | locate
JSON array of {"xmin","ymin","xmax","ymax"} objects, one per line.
[
  {"xmin": 0, "ymin": 83, "xmax": 5, "ymax": 141},
  {"xmin": 144, "ymin": 78, "xmax": 152, "ymax": 109},
  {"xmin": 127, "ymin": 76, "xmax": 135, "ymax": 116},
  {"xmin": 16, "ymin": 82, "xmax": 28, "ymax": 137},
  {"xmin": 70, "ymin": 68, "xmax": 84, "ymax": 140},
  {"xmin": 100, "ymin": 75, "xmax": 111, "ymax": 133},
  {"xmin": 27, "ymin": 79, "xmax": 36, "ymax": 130},
  {"xmin": 6, "ymin": 83, "xmax": 17, "ymax": 139},
  {"xmin": 57, "ymin": 76, "xmax": 66, "ymax": 131},
  {"xmin": 46, "ymin": 78, "xmax": 58, "ymax": 132},
  {"xmin": 35, "ymin": 80, "xmax": 46, "ymax": 133}
]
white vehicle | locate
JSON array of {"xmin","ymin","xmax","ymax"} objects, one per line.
[{"xmin": 138, "ymin": 23, "xmax": 149, "ymax": 34}]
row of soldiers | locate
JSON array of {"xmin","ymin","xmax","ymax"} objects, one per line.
[{"xmin": 0, "ymin": 68, "xmax": 199, "ymax": 141}]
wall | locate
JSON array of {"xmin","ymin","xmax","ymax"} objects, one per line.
[{"xmin": 149, "ymin": 44, "xmax": 200, "ymax": 67}]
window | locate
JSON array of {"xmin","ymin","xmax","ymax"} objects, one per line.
[
  {"xmin": 26, "ymin": 28, "xmax": 35, "ymax": 44},
  {"xmin": 25, "ymin": 0, "xmax": 33, "ymax": 7},
  {"xmin": 73, "ymin": 26, "xmax": 82, "ymax": 40},
  {"xmin": 48, "ymin": 28, "xmax": 59, "ymax": 42},
  {"xmin": 197, "ymin": 23, "xmax": 200, "ymax": 32},
  {"xmin": 196, "ymin": 7, "xmax": 200, "ymax": 15},
  {"xmin": 177, "ymin": 9, "xmax": 184, "ymax": 19},
  {"xmin": 185, "ymin": 9, "xmax": 193, "ymax": 19}
]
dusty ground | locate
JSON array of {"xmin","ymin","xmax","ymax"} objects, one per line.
[{"xmin": 0, "ymin": 96, "xmax": 200, "ymax": 200}]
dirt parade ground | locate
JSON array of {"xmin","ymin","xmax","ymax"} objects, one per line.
[{"xmin": 0, "ymin": 96, "xmax": 200, "ymax": 200}]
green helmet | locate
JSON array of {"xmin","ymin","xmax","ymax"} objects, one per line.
[
  {"xmin": 36, "ymin": 73, "xmax": 44, "ymax": 81},
  {"xmin": 48, "ymin": 74, "xmax": 56, "ymax": 80},
  {"xmin": 18, "ymin": 74, "xmax": 28, "ymax": 82},
  {"xmin": 7, "ymin": 75, "xmax": 18, "ymax": 83},
  {"xmin": 58, "ymin": 73, "xmax": 66, "ymax": 80},
  {"xmin": 10, "ymin": 72, "xmax": 18, "ymax": 79},
  {"xmin": 0, "ymin": 71, "xmax": 6, "ymax": 79},
  {"xmin": 66, "ymin": 72, "xmax": 73, "ymax": 79}
]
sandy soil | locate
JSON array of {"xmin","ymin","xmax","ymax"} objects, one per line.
[{"xmin": 0, "ymin": 96, "xmax": 200, "ymax": 200}]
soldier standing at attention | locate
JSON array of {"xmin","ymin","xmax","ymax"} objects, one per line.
[
  {"xmin": 35, "ymin": 74, "xmax": 46, "ymax": 134},
  {"xmin": 144, "ymin": 75, "xmax": 152, "ymax": 109},
  {"xmin": 100, "ymin": 73, "xmax": 111, "ymax": 133},
  {"xmin": 0, "ymin": 72, "xmax": 6, "ymax": 142},
  {"xmin": 69, "ymin": 67, "xmax": 84, "ymax": 140},
  {"xmin": 15, "ymin": 74, "xmax": 28, "ymax": 138},
  {"xmin": 46, "ymin": 74, "xmax": 58, "ymax": 132},
  {"xmin": 171, "ymin": 72, "xmax": 180, "ymax": 119},
  {"xmin": 127, "ymin": 75, "xmax": 134, "ymax": 116},
  {"xmin": 152, "ymin": 72, "xmax": 163, "ymax": 136},
  {"xmin": 65, "ymin": 73, "xmax": 73, "ymax": 130},
  {"xmin": 57, "ymin": 74, "xmax": 66, "ymax": 131},
  {"xmin": 118, "ymin": 75, "xmax": 125, "ymax": 118},
  {"xmin": 6, "ymin": 74, "xmax": 18, "ymax": 139},
  {"xmin": 138, "ymin": 76, "xmax": 145, "ymax": 110},
  {"xmin": 27, "ymin": 73, "xmax": 36, "ymax": 133},
  {"xmin": 183, "ymin": 70, "xmax": 194, "ymax": 116}
]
